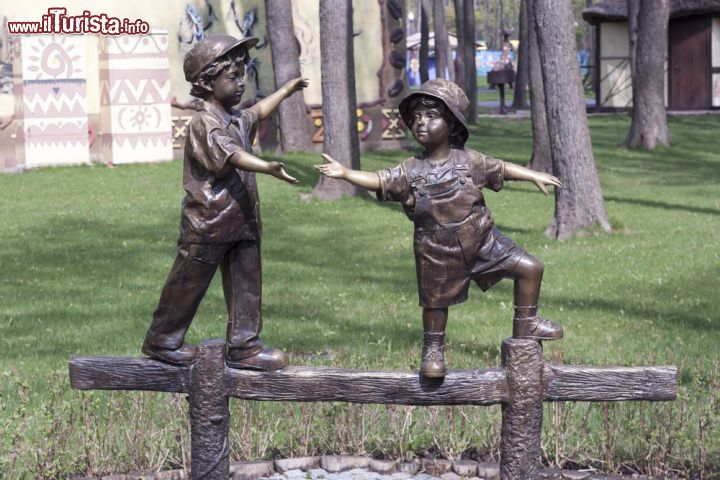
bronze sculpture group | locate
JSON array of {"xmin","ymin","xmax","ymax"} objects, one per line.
[{"xmin": 142, "ymin": 35, "xmax": 563, "ymax": 379}]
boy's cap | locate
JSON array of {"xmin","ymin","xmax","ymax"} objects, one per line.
[
  {"xmin": 399, "ymin": 79, "xmax": 469, "ymax": 145},
  {"xmin": 183, "ymin": 35, "xmax": 259, "ymax": 82}
]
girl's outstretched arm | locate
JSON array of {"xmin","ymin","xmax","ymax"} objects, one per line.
[
  {"xmin": 314, "ymin": 154, "xmax": 381, "ymax": 192},
  {"xmin": 504, "ymin": 162, "xmax": 563, "ymax": 195}
]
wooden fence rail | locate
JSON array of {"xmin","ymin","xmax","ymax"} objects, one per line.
[{"xmin": 69, "ymin": 338, "xmax": 677, "ymax": 480}]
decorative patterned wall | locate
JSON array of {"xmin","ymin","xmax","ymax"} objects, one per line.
[
  {"xmin": 13, "ymin": 35, "xmax": 90, "ymax": 167},
  {"xmin": 99, "ymin": 33, "xmax": 172, "ymax": 164}
]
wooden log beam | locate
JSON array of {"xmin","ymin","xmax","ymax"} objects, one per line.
[
  {"xmin": 224, "ymin": 366, "xmax": 509, "ymax": 405},
  {"xmin": 68, "ymin": 356, "xmax": 677, "ymax": 404},
  {"xmin": 543, "ymin": 364, "xmax": 677, "ymax": 402},
  {"xmin": 68, "ymin": 356, "xmax": 507, "ymax": 405},
  {"xmin": 69, "ymin": 356, "xmax": 191, "ymax": 393},
  {"xmin": 225, "ymin": 366, "xmax": 507, "ymax": 405}
]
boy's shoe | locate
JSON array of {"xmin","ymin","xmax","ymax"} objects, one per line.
[
  {"xmin": 141, "ymin": 341, "xmax": 197, "ymax": 365},
  {"xmin": 512, "ymin": 316, "xmax": 563, "ymax": 341},
  {"xmin": 420, "ymin": 331, "xmax": 446, "ymax": 378},
  {"xmin": 226, "ymin": 343, "xmax": 288, "ymax": 371}
]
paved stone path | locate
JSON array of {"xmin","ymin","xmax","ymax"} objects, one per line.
[{"xmin": 90, "ymin": 456, "xmax": 662, "ymax": 480}]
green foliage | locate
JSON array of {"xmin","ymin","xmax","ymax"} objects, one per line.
[{"xmin": 1, "ymin": 115, "xmax": 719, "ymax": 478}]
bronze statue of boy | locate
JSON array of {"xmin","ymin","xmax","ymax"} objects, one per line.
[
  {"xmin": 316, "ymin": 79, "xmax": 563, "ymax": 378},
  {"xmin": 142, "ymin": 35, "xmax": 307, "ymax": 370}
]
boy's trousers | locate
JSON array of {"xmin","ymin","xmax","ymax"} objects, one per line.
[{"xmin": 144, "ymin": 240, "xmax": 263, "ymax": 356}]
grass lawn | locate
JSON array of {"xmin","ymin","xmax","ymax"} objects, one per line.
[{"xmin": 1, "ymin": 115, "xmax": 718, "ymax": 477}]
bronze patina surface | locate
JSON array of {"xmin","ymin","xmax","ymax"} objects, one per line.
[
  {"xmin": 316, "ymin": 79, "xmax": 564, "ymax": 378},
  {"xmin": 142, "ymin": 35, "xmax": 307, "ymax": 371}
]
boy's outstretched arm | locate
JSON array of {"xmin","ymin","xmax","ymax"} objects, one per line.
[
  {"xmin": 252, "ymin": 77, "xmax": 309, "ymax": 121},
  {"xmin": 314, "ymin": 154, "xmax": 381, "ymax": 191},
  {"xmin": 229, "ymin": 149, "xmax": 299, "ymax": 184},
  {"xmin": 503, "ymin": 162, "xmax": 563, "ymax": 195}
]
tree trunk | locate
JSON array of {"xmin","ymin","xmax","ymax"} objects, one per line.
[
  {"xmin": 312, "ymin": 0, "xmax": 363, "ymax": 200},
  {"xmin": 626, "ymin": 0, "xmax": 639, "ymax": 78},
  {"xmin": 265, "ymin": 0, "xmax": 311, "ymax": 153},
  {"xmin": 511, "ymin": 0, "xmax": 529, "ymax": 109},
  {"xmin": 453, "ymin": 0, "xmax": 466, "ymax": 90},
  {"xmin": 463, "ymin": 0, "xmax": 477, "ymax": 124},
  {"xmin": 420, "ymin": 0, "xmax": 431, "ymax": 83},
  {"xmin": 526, "ymin": 0, "xmax": 551, "ymax": 173},
  {"xmin": 534, "ymin": 0, "xmax": 610, "ymax": 240},
  {"xmin": 432, "ymin": 0, "xmax": 452, "ymax": 80},
  {"xmin": 623, "ymin": 0, "xmax": 670, "ymax": 150}
]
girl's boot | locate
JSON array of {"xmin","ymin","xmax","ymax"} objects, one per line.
[
  {"xmin": 421, "ymin": 331, "xmax": 446, "ymax": 377},
  {"xmin": 512, "ymin": 304, "xmax": 563, "ymax": 341}
]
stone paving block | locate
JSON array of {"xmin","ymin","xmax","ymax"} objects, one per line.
[
  {"xmin": 391, "ymin": 472, "xmax": 414, "ymax": 479},
  {"xmin": 284, "ymin": 468, "xmax": 309, "ymax": 478},
  {"xmin": 475, "ymin": 462, "xmax": 499, "ymax": 480},
  {"xmin": 374, "ymin": 474, "xmax": 397, "ymax": 480},
  {"xmin": 451, "ymin": 460, "xmax": 478, "ymax": 477},
  {"xmin": 346, "ymin": 467, "xmax": 375, "ymax": 479},
  {"xmin": 421, "ymin": 459, "xmax": 452, "ymax": 477},
  {"xmin": 308, "ymin": 468, "xmax": 329, "ymax": 479},
  {"xmin": 370, "ymin": 459, "xmax": 397, "ymax": 474},
  {"xmin": 440, "ymin": 472, "xmax": 460, "ymax": 480},
  {"xmin": 321, "ymin": 455, "xmax": 371, "ymax": 473},
  {"xmin": 561, "ymin": 471, "xmax": 591, "ymax": 479},
  {"xmin": 412, "ymin": 474, "xmax": 440, "ymax": 480},
  {"xmin": 230, "ymin": 460, "xmax": 276, "ymax": 480},
  {"xmin": 396, "ymin": 462, "xmax": 420, "ymax": 476},
  {"xmin": 153, "ymin": 469, "xmax": 186, "ymax": 480},
  {"xmin": 276, "ymin": 457, "xmax": 322, "ymax": 473},
  {"xmin": 539, "ymin": 468, "xmax": 563, "ymax": 479}
]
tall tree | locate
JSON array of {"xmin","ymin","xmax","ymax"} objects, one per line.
[
  {"xmin": 312, "ymin": 0, "xmax": 362, "ymax": 200},
  {"xmin": 432, "ymin": 0, "xmax": 452, "ymax": 80},
  {"xmin": 462, "ymin": 0, "xmax": 477, "ymax": 123},
  {"xmin": 453, "ymin": 0, "xmax": 466, "ymax": 90},
  {"xmin": 265, "ymin": 0, "xmax": 311, "ymax": 153},
  {"xmin": 420, "ymin": 0, "xmax": 431, "ymax": 83},
  {"xmin": 623, "ymin": 0, "xmax": 670, "ymax": 149},
  {"xmin": 526, "ymin": 0, "xmax": 551, "ymax": 173},
  {"xmin": 534, "ymin": 0, "xmax": 610, "ymax": 240},
  {"xmin": 511, "ymin": 0, "xmax": 529, "ymax": 109}
]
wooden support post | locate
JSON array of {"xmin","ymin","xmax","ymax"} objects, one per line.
[
  {"xmin": 500, "ymin": 339, "xmax": 544, "ymax": 480},
  {"xmin": 188, "ymin": 339, "xmax": 229, "ymax": 480}
]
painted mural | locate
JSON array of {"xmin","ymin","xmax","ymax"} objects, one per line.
[
  {"xmin": 13, "ymin": 34, "xmax": 90, "ymax": 168},
  {"xmin": 1, "ymin": 0, "xmax": 408, "ymax": 171},
  {"xmin": 100, "ymin": 33, "xmax": 173, "ymax": 164}
]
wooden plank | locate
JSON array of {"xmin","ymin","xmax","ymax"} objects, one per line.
[
  {"xmin": 69, "ymin": 356, "xmax": 191, "ymax": 393},
  {"xmin": 543, "ymin": 364, "xmax": 677, "ymax": 402},
  {"xmin": 224, "ymin": 366, "xmax": 508, "ymax": 405}
]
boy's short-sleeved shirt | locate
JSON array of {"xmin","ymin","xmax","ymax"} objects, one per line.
[{"xmin": 180, "ymin": 101, "xmax": 261, "ymax": 244}]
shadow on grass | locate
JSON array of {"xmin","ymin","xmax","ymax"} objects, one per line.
[{"xmin": 605, "ymin": 195, "xmax": 720, "ymax": 217}]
